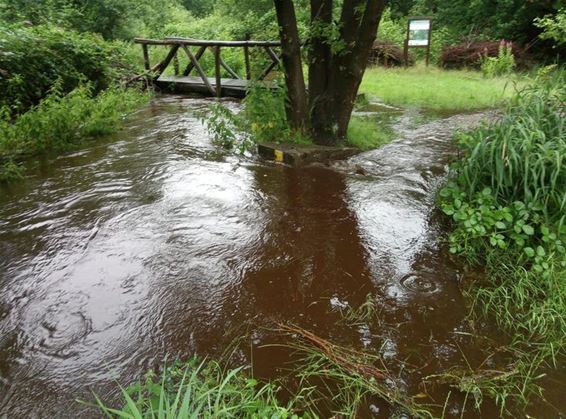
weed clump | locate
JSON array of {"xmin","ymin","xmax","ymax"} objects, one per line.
[
  {"xmin": 92, "ymin": 357, "xmax": 305, "ymax": 418},
  {"xmin": 204, "ymin": 81, "xmax": 308, "ymax": 152},
  {"xmin": 480, "ymin": 41, "xmax": 516, "ymax": 77}
]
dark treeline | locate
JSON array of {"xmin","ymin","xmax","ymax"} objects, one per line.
[
  {"xmin": 1, "ymin": 0, "xmax": 565, "ymax": 122},
  {"xmin": 1, "ymin": 0, "xmax": 565, "ymax": 49}
]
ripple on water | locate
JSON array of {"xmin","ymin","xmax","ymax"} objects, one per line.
[{"xmin": 399, "ymin": 273, "xmax": 439, "ymax": 294}]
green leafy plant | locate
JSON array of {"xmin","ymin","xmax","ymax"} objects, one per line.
[
  {"xmin": 203, "ymin": 81, "xmax": 310, "ymax": 153},
  {"xmin": 480, "ymin": 40, "xmax": 515, "ymax": 77},
  {"xmin": 0, "ymin": 160, "xmax": 25, "ymax": 182},
  {"xmin": 0, "ymin": 24, "xmax": 137, "ymax": 116},
  {"xmin": 534, "ymin": 8, "xmax": 566, "ymax": 46}
]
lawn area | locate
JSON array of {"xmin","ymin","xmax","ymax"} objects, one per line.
[{"xmin": 360, "ymin": 65, "xmax": 523, "ymax": 111}]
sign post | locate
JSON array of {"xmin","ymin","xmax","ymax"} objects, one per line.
[{"xmin": 404, "ymin": 17, "xmax": 433, "ymax": 67}]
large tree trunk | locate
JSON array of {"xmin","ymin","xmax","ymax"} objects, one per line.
[
  {"xmin": 308, "ymin": 0, "xmax": 335, "ymax": 144},
  {"xmin": 273, "ymin": 0, "xmax": 308, "ymax": 132},
  {"xmin": 274, "ymin": 0, "xmax": 387, "ymax": 146},
  {"xmin": 330, "ymin": 0, "xmax": 387, "ymax": 140}
]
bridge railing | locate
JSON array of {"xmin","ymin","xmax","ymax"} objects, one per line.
[{"xmin": 133, "ymin": 37, "xmax": 282, "ymax": 97}]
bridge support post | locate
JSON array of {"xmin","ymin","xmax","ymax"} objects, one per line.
[
  {"xmin": 214, "ymin": 46, "xmax": 222, "ymax": 98},
  {"xmin": 244, "ymin": 45, "xmax": 251, "ymax": 80},
  {"xmin": 173, "ymin": 56, "xmax": 179, "ymax": 76},
  {"xmin": 142, "ymin": 44, "xmax": 150, "ymax": 71}
]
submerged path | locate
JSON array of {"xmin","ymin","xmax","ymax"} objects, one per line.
[{"xmin": 0, "ymin": 97, "xmax": 562, "ymax": 417}]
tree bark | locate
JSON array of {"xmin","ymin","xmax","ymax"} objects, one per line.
[
  {"xmin": 308, "ymin": 0, "xmax": 334, "ymax": 144},
  {"xmin": 274, "ymin": 0, "xmax": 387, "ymax": 145},
  {"xmin": 331, "ymin": 0, "xmax": 387, "ymax": 140},
  {"xmin": 273, "ymin": 0, "xmax": 309, "ymax": 132}
]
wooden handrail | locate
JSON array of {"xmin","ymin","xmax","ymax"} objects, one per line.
[
  {"xmin": 134, "ymin": 37, "xmax": 281, "ymax": 47},
  {"xmin": 132, "ymin": 36, "xmax": 283, "ymax": 96}
]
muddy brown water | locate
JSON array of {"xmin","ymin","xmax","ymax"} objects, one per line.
[{"xmin": 0, "ymin": 96, "xmax": 564, "ymax": 418}]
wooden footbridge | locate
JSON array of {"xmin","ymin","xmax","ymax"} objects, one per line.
[{"xmin": 133, "ymin": 37, "xmax": 282, "ymax": 98}]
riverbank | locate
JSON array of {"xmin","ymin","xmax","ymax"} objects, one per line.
[
  {"xmin": 0, "ymin": 86, "xmax": 149, "ymax": 181},
  {"xmin": 436, "ymin": 68, "xmax": 566, "ymax": 413}
]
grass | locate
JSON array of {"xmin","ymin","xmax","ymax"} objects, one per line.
[
  {"xmin": 360, "ymin": 64, "xmax": 522, "ymax": 111},
  {"xmin": 278, "ymin": 323, "xmax": 434, "ymax": 418},
  {"xmin": 94, "ymin": 324, "xmax": 435, "ymax": 419},
  {"xmin": 347, "ymin": 116, "xmax": 396, "ymax": 150},
  {"xmin": 0, "ymin": 84, "xmax": 149, "ymax": 181},
  {"xmin": 454, "ymin": 76, "xmax": 566, "ymax": 220},
  {"xmin": 91, "ymin": 357, "xmax": 308, "ymax": 418},
  {"xmin": 208, "ymin": 64, "xmax": 527, "ymax": 153},
  {"xmin": 426, "ymin": 343, "xmax": 548, "ymax": 416}
]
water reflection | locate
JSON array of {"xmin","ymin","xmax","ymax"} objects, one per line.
[{"xmin": 242, "ymin": 165, "xmax": 374, "ymax": 322}]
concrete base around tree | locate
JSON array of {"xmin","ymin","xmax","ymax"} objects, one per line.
[{"xmin": 257, "ymin": 142, "xmax": 360, "ymax": 166}]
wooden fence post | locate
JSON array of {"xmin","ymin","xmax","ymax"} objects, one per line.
[
  {"xmin": 142, "ymin": 44, "xmax": 150, "ymax": 71},
  {"xmin": 244, "ymin": 45, "xmax": 251, "ymax": 80},
  {"xmin": 183, "ymin": 45, "xmax": 206, "ymax": 76},
  {"xmin": 173, "ymin": 54, "xmax": 179, "ymax": 76},
  {"xmin": 181, "ymin": 45, "xmax": 215, "ymax": 95},
  {"xmin": 214, "ymin": 46, "xmax": 222, "ymax": 98}
]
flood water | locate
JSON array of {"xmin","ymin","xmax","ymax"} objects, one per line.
[{"xmin": 0, "ymin": 96, "xmax": 564, "ymax": 418}]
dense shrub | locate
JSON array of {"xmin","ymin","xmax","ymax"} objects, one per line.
[
  {"xmin": 0, "ymin": 24, "xmax": 138, "ymax": 115},
  {"xmin": 440, "ymin": 40, "xmax": 523, "ymax": 69},
  {"xmin": 433, "ymin": 0, "xmax": 558, "ymax": 45},
  {"xmin": 368, "ymin": 41, "xmax": 411, "ymax": 67},
  {"xmin": 0, "ymin": 0, "xmax": 190, "ymax": 40},
  {"xmin": 0, "ymin": 84, "xmax": 148, "ymax": 179},
  {"xmin": 535, "ymin": 8, "xmax": 566, "ymax": 46}
]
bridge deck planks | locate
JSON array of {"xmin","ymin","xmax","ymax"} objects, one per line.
[{"xmin": 156, "ymin": 75, "xmax": 272, "ymax": 98}]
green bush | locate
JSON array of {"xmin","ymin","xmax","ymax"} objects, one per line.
[
  {"xmin": 0, "ymin": 84, "xmax": 148, "ymax": 180},
  {"xmin": 535, "ymin": 8, "xmax": 566, "ymax": 46},
  {"xmin": 0, "ymin": 160, "xmax": 24, "ymax": 182},
  {"xmin": 0, "ymin": 24, "xmax": 136, "ymax": 115},
  {"xmin": 376, "ymin": 8, "xmax": 405, "ymax": 45},
  {"xmin": 204, "ymin": 81, "xmax": 310, "ymax": 152},
  {"xmin": 0, "ymin": 0, "xmax": 190, "ymax": 40}
]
